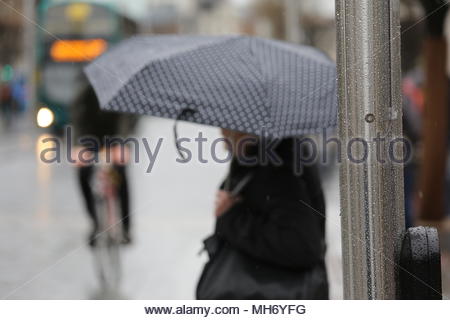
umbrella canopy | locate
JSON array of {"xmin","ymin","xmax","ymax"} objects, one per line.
[{"xmin": 85, "ymin": 35, "xmax": 337, "ymax": 137}]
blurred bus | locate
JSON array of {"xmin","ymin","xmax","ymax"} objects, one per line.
[{"xmin": 35, "ymin": 1, "xmax": 137, "ymax": 133}]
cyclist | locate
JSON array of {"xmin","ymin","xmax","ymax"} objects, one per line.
[{"xmin": 71, "ymin": 84, "xmax": 138, "ymax": 246}]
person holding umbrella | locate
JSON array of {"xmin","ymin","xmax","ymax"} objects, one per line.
[
  {"xmin": 85, "ymin": 35, "xmax": 337, "ymax": 298},
  {"xmin": 194, "ymin": 129, "xmax": 328, "ymax": 299}
]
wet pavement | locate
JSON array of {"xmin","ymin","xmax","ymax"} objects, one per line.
[
  {"xmin": 1, "ymin": 116, "xmax": 231, "ymax": 299},
  {"xmin": 6, "ymin": 115, "xmax": 449, "ymax": 299},
  {"xmin": 0, "ymin": 116, "xmax": 343, "ymax": 299}
]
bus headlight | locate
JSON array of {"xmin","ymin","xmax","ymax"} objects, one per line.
[{"xmin": 37, "ymin": 107, "xmax": 55, "ymax": 128}]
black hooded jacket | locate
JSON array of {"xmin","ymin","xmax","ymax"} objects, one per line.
[
  {"xmin": 71, "ymin": 85, "xmax": 138, "ymax": 147},
  {"xmin": 215, "ymin": 138, "xmax": 326, "ymax": 270}
]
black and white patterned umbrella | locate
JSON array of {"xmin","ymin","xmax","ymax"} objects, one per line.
[{"xmin": 85, "ymin": 35, "xmax": 337, "ymax": 137}]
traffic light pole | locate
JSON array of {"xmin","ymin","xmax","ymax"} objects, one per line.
[{"xmin": 336, "ymin": 0, "xmax": 405, "ymax": 299}]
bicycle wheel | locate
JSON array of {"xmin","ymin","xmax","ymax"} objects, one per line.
[
  {"xmin": 92, "ymin": 185, "xmax": 123, "ymax": 291},
  {"xmin": 93, "ymin": 238, "xmax": 122, "ymax": 291}
]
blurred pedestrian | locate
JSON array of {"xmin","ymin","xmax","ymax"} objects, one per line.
[
  {"xmin": 71, "ymin": 84, "xmax": 138, "ymax": 246},
  {"xmin": 11, "ymin": 75, "xmax": 27, "ymax": 113},
  {"xmin": 196, "ymin": 129, "xmax": 328, "ymax": 299},
  {"xmin": 0, "ymin": 81, "xmax": 14, "ymax": 128},
  {"xmin": 402, "ymin": 69, "xmax": 424, "ymax": 228}
]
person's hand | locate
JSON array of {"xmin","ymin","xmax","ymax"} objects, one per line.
[{"xmin": 215, "ymin": 190, "xmax": 240, "ymax": 217}]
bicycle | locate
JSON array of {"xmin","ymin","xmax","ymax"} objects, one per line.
[{"xmin": 90, "ymin": 157, "xmax": 124, "ymax": 292}]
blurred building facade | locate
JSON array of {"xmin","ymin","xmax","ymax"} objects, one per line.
[
  {"xmin": 245, "ymin": 0, "xmax": 336, "ymax": 59},
  {"xmin": 195, "ymin": 0, "xmax": 241, "ymax": 34},
  {"xmin": 141, "ymin": 0, "xmax": 241, "ymax": 34},
  {"xmin": 0, "ymin": 0, "xmax": 25, "ymax": 65}
]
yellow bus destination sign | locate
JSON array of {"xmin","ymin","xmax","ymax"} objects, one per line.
[{"xmin": 50, "ymin": 39, "xmax": 108, "ymax": 62}]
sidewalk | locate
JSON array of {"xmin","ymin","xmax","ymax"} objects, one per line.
[{"xmin": 2, "ymin": 116, "xmax": 448, "ymax": 299}]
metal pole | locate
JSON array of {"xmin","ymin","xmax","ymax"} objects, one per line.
[{"xmin": 336, "ymin": 0, "xmax": 405, "ymax": 299}]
